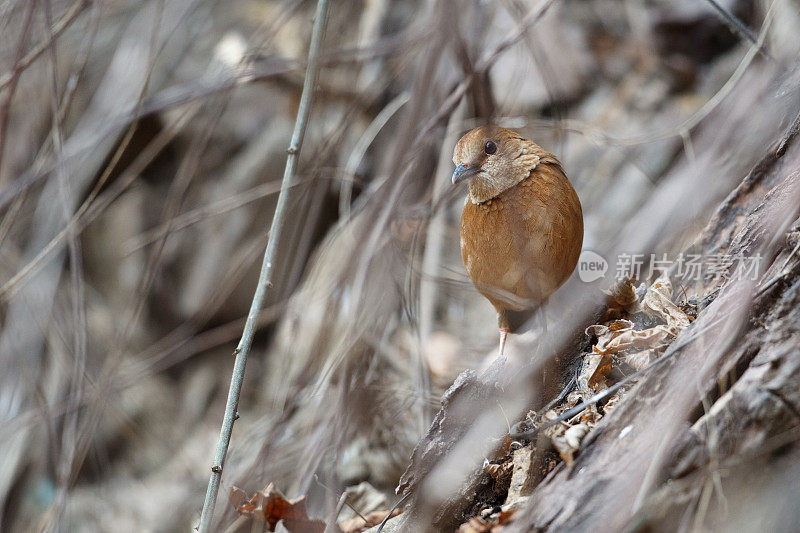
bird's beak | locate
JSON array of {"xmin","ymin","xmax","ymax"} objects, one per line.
[{"xmin": 452, "ymin": 163, "xmax": 480, "ymax": 185}]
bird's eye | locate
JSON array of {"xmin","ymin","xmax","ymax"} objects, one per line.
[{"xmin": 484, "ymin": 141, "xmax": 497, "ymax": 155}]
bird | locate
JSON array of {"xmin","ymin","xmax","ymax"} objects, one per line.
[{"xmin": 452, "ymin": 126, "xmax": 583, "ymax": 356}]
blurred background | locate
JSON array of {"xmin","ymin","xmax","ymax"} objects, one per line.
[{"xmin": 0, "ymin": 0, "xmax": 799, "ymax": 530}]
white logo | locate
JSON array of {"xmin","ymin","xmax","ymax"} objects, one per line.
[{"xmin": 578, "ymin": 250, "xmax": 608, "ymax": 283}]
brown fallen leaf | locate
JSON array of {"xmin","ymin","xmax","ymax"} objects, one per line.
[
  {"xmin": 603, "ymin": 393, "xmax": 622, "ymax": 413},
  {"xmin": 583, "ymin": 279, "xmax": 691, "ymax": 386},
  {"xmin": 603, "ymin": 276, "xmax": 639, "ymax": 319},
  {"xmin": 495, "ymin": 507, "xmax": 516, "ymax": 526},
  {"xmin": 587, "ymin": 279, "xmax": 690, "ymax": 360},
  {"xmin": 578, "ymin": 403, "xmax": 603, "ymax": 426},
  {"xmin": 483, "ymin": 459, "xmax": 514, "ymax": 493},
  {"xmin": 587, "ymin": 319, "xmax": 677, "ymax": 356},
  {"xmin": 229, "ymin": 483, "xmax": 325, "ymax": 533},
  {"xmin": 582, "ymin": 350, "xmax": 613, "ymax": 391}
]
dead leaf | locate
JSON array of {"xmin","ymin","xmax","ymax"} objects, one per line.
[
  {"xmin": 603, "ymin": 276, "xmax": 639, "ymax": 318},
  {"xmin": 578, "ymin": 404, "xmax": 603, "ymax": 427},
  {"xmin": 457, "ymin": 507, "xmax": 517, "ymax": 532},
  {"xmin": 587, "ymin": 279, "xmax": 690, "ymax": 363},
  {"xmin": 603, "ymin": 393, "xmax": 622, "ymax": 413},
  {"xmin": 458, "ymin": 517, "xmax": 491, "ymax": 533},
  {"xmin": 582, "ymin": 350, "xmax": 613, "ymax": 390},
  {"xmin": 495, "ymin": 507, "xmax": 516, "ymax": 525},
  {"xmin": 229, "ymin": 483, "xmax": 325, "ymax": 533},
  {"xmin": 624, "ymin": 349, "xmax": 658, "ymax": 370},
  {"xmin": 483, "ymin": 460, "xmax": 513, "ymax": 487},
  {"xmin": 587, "ymin": 319, "xmax": 677, "ymax": 355},
  {"xmin": 642, "ymin": 277, "xmax": 691, "ymax": 327},
  {"xmin": 551, "ymin": 424, "xmax": 589, "ymax": 466},
  {"xmin": 339, "ymin": 481, "xmax": 388, "ymax": 523},
  {"xmin": 338, "ymin": 508, "xmax": 402, "ymax": 533},
  {"xmin": 230, "ymin": 486, "xmax": 249, "ymax": 509}
]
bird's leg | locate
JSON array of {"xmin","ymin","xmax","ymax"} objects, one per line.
[
  {"xmin": 498, "ymin": 327, "xmax": 509, "ymax": 356},
  {"xmin": 533, "ymin": 308, "xmax": 548, "ymax": 360},
  {"xmin": 536, "ymin": 307, "xmax": 548, "ymax": 339}
]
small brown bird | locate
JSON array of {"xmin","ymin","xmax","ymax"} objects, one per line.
[{"xmin": 452, "ymin": 126, "xmax": 583, "ymax": 355}]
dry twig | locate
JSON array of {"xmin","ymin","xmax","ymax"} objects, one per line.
[{"xmin": 197, "ymin": 1, "xmax": 331, "ymax": 530}]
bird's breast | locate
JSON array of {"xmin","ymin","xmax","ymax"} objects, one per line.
[{"xmin": 460, "ymin": 166, "xmax": 583, "ymax": 312}]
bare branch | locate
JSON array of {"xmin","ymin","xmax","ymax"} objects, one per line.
[
  {"xmin": 197, "ymin": 0, "xmax": 331, "ymax": 530},
  {"xmin": 705, "ymin": 0, "xmax": 773, "ymax": 60}
]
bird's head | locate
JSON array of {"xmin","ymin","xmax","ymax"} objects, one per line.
[{"xmin": 452, "ymin": 126, "xmax": 553, "ymax": 204}]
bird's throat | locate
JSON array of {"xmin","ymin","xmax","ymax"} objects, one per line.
[{"xmin": 468, "ymin": 178, "xmax": 503, "ymax": 204}]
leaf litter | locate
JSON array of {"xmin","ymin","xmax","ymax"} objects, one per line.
[{"xmin": 456, "ymin": 277, "xmax": 692, "ymax": 531}]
